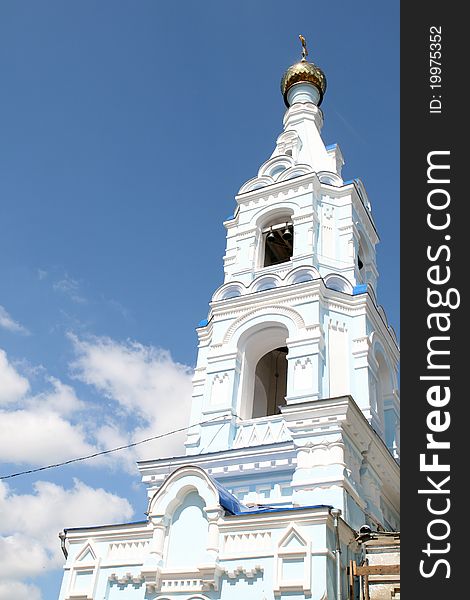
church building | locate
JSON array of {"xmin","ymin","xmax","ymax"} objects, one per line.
[{"xmin": 57, "ymin": 37, "xmax": 400, "ymax": 600}]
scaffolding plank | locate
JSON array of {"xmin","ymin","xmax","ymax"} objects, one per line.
[{"xmin": 354, "ymin": 564, "xmax": 400, "ymax": 576}]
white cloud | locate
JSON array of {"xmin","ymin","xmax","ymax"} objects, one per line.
[
  {"xmin": 0, "ymin": 305, "xmax": 29, "ymax": 335},
  {"xmin": 29, "ymin": 376, "xmax": 85, "ymax": 416},
  {"xmin": 0, "ymin": 479, "xmax": 133, "ymax": 592},
  {"xmin": 0, "ymin": 333, "xmax": 193, "ymax": 468},
  {"xmin": 69, "ymin": 334, "xmax": 193, "ymax": 459},
  {"xmin": 69, "ymin": 334, "xmax": 192, "ymax": 415},
  {"xmin": 0, "ymin": 409, "xmax": 96, "ymax": 466},
  {"xmin": 0, "ymin": 580, "xmax": 42, "ymax": 600},
  {"xmin": 0, "ymin": 335, "xmax": 193, "ymax": 598},
  {"xmin": 0, "ymin": 534, "xmax": 49, "ymax": 579},
  {"xmin": 92, "ymin": 422, "xmax": 137, "ymax": 472},
  {"xmin": 0, "ymin": 349, "xmax": 30, "ymax": 405},
  {"xmin": 0, "ymin": 348, "xmax": 94, "ymax": 466},
  {"xmin": 0, "ymin": 479, "xmax": 134, "ymax": 548}
]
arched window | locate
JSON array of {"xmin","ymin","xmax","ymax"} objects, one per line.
[
  {"xmin": 253, "ymin": 347, "xmax": 288, "ymax": 417},
  {"xmin": 262, "ymin": 220, "xmax": 294, "ymax": 268}
]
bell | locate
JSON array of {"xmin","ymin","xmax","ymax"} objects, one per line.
[
  {"xmin": 282, "ymin": 224, "xmax": 292, "ymax": 241},
  {"xmin": 267, "ymin": 227, "xmax": 276, "ymax": 242}
]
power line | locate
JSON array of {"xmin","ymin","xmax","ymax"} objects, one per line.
[{"xmin": 0, "ymin": 413, "xmax": 232, "ymax": 481}]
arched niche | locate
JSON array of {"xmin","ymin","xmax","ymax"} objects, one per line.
[
  {"xmin": 258, "ymin": 155, "xmax": 295, "ymax": 179},
  {"xmin": 324, "ymin": 274, "xmax": 353, "ymax": 294},
  {"xmin": 165, "ymin": 490, "xmax": 209, "ymax": 568},
  {"xmin": 147, "ymin": 467, "xmax": 225, "ymax": 572},
  {"xmin": 285, "ymin": 266, "xmax": 321, "ymax": 286},
  {"xmin": 212, "ymin": 281, "xmax": 245, "ymax": 302},
  {"xmin": 277, "ymin": 165, "xmax": 312, "ymax": 182},
  {"xmin": 252, "ymin": 275, "xmax": 281, "ymax": 292},
  {"xmin": 270, "ymin": 164, "xmax": 288, "ymax": 179}
]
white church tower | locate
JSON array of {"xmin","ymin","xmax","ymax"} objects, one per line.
[{"xmin": 58, "ymin": 37, "xmax": 400, "ymax": 600}]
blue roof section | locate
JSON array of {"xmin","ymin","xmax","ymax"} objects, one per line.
[
  {"xmin": 211, "ymin": 477, "xmax": 246, "ymax": 515},
  {"xmin": 353, "ymin": 284, "xmax": 368, "ymax": 295},
  {"xmin": 225, "ymin": 214, "xmax": 234, "ymax": 221},
  {"xmin": 196, "ymin": 318, "xmax": 209, "ymax": 328},
  {"xmin": 325, "ymin": 143, "xmax": 337, "ymax": 150},
  {"xmin": 234, "ymin": 503, "xmax": 333, "ymax": 516},
  {"xmin": 210, "ymin": 474, "xmax": 332, "ymax": 516}
]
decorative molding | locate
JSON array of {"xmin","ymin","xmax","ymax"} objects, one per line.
[
  {"xmin": 143, "ymin": 564, "xmax": 225, "ymax": 594},
  {"xmin": 108, "ymin": 572, "xmax": 145, "ymax": 586},
  {"xmin": 233, "ymin": 417, "xmax": 292, "ymax": 449},
  {"xmin": 273, "ymin": 524, "xmax": 312, "ymax": 596},
  {"xmin": 236, "ymin": 227, "xmax": 258, "ymax": 240},
  {"xmin": 237, "ymin": 173, "xmax": 316, "ymax": 204},
  {"xmin": 223, "ymin": 305, "xmax": 306, "ymax": 344},
  {"xmin": 65, "ymin": 542, "xmax": 100, "ymax": 600},
  {"xmin": 223, "ymin": 531, "xmax": 272, "ymax": 554},
  {"xmin": 106, "ymin": 540, "xmax": 149, "ymax": 560},
  {"xmin": 224, "ymin": 564, "xmax": 264, "ymax": 579}
]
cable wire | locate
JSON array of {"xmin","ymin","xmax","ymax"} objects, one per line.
[{"xmin": 0, "ymin": 413, "xmax": 232, "ymax": 481}]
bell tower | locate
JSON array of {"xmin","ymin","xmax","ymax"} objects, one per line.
[
  {"xmin": 185, "ymin": 39, "xmax": 398, "ymax": 465},
  {"xmin": 167, "ymin": 36, "xmax": 400, "ymax": 532}
]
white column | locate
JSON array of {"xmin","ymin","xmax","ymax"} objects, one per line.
[
  {"xmin": 204, "ymin": 507, "xmax": 224, "ymax": 556},
  {"xmin": 149, "ymin": 515, "xmax": 169, "ymax": 562}
]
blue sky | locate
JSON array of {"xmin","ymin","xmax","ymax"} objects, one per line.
[{"xmin": 0, "ymin": 2, "xmax": 399, "ymax": 598}]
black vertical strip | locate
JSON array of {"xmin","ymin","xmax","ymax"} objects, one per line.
[{"xmin": 401, "ymin": 3, "xmax": 465, "ymax": 598}]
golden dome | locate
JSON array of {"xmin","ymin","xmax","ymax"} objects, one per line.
[{"xmin": 280, "ymin": 36, "xmax": 326, "ymax": 107}]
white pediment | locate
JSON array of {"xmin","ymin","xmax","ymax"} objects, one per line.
[
  {"xmin": 278, "ymin": 524, "xmax": 308, "ymax": 549},
  {"xmin": 75, "ymin": 542, "xmax": 97, "ymax": 564}
]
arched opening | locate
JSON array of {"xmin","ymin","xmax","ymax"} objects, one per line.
[
  {"xmin": 357, "ymin": 231, "xmax": 372, "ymax": 281},
  {"xmin": 237, "ymin": 323, "xmax": 290, "ymax": 420},
  {"xmin": 263, "ymin": 220, "xmax": 294, "ymax": 267},
  {"xmin": 357, "ymin": 237, "xmax": 366, "ymax": 274},
  {"xmin": 253, "ymin": 347, "xmax": 288, "ymax": 418},
  {"xmin": 357, "ymin": 252, "xmax": 364, "ymax": 271}
]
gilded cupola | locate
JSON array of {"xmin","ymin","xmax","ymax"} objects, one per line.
[{"xmin": 280, "ymin": 35, "xmax": 327, "ymax": 107}]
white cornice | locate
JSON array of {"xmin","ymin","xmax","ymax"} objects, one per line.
[
  {"xmin": 138, "ymin": 441, "xmax": 296, "ymax": 479},
  {"xmin": 65, "ymin": 524, "xmax": 152, "ymax": 543},
  {"xmin": 204, "ymin": 278, "xmax": 399, "ymax": 358}
]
